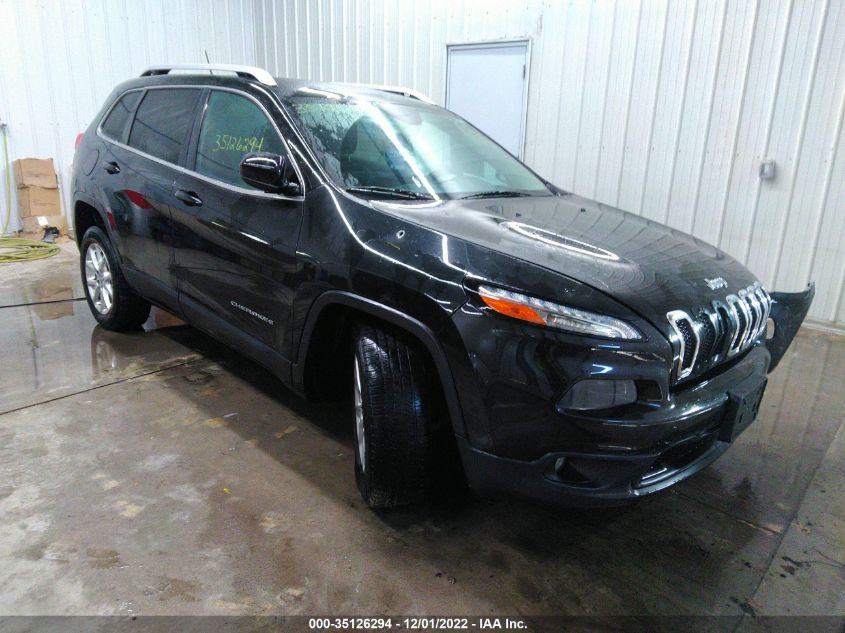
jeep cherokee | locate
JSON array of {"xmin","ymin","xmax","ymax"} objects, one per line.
[{"xmin": 72, "ymin": 64, "xmax": 814, "ymax": 507}]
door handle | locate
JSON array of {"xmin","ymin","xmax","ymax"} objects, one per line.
[
  {"xmin": 174, "ymin": 189, "xmax": 203, "ymax": 207},
  {"xmin": 103, "ymin": 161, "xmax": 120, "ymax": 174}
]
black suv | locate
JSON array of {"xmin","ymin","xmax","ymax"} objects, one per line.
[{"xmin": 73, "ymin": 65, "xmax": 814, "ymax": 508}]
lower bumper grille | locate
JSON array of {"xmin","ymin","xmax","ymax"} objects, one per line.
[{"xmin": 636, "ymin": 430, "xmax": 720, "ymax": 488}]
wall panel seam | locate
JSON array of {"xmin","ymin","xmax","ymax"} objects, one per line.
[
  {"xmin": 614, "ymin": 0, "xmax": 644, "ymax": 207},
  {"xmin": 715, "ymin": 0, "xmax": 761, "ymax": 249},
  {"xmin": 688, "ymin": 0, "xmax": 729, "ymax": 234},
  {"xmin": 637, "ymin": 0, "xmax": 671, "ymax": 217},
  {"xmin": 742, "ymin": 0, "xmax": 795, "ymax": 264},
  {"xmin": 770, "ymin": 0, "xmax": 830, "ymax": 286}
]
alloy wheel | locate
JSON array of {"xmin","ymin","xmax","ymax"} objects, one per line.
[
  {"xmin": 354, "ymin": 354, "xmax": 366, "ymax": 472},
  {"xmin": 85, "ymin": 242, "xmax": 113, "ymax": 315}
]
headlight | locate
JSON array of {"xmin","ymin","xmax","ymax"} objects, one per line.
[{"xmin": 477, "ymin": 284, "xmax": 642, "ymax": 340}]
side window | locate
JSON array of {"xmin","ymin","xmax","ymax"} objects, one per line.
[
  {"xmin": 195, "ymin": 91, "xmax": 286, "ymax": 189},
  {"xmin": 128, "ymin": 89, "xmax": 201, "ymax": 164},
  {"xmin": 101, "ymin": 91, "xmax": 142, "ymax": 142}
]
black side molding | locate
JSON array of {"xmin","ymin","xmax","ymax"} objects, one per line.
[{"xmin": 766, "ymin": 283, "xmax": 815, "ymax": 373}]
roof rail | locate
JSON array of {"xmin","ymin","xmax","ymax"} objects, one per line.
[
  {"xmin": 355, "ymin": 83, "xmax": 434, "ymax": 104},
  {"xmin": 140, "ymin": 64, "xmax": 276, "ymax": 87}
]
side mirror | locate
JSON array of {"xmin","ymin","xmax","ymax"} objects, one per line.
[{"xmin": 239, "ymin": 152, "xmax": 302, "ymax": 196}]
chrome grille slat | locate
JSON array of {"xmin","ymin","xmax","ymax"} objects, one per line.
[
  {"xmin": 740, "ymin": 299, "xmax": 750, "ymax": 350},
  {"xmin": 667, "ymin": 282, "xmax": 771, "ymax": 383},
  {"xmin": 711, "ymin": 301, "xmax": 731, "ymax": 361},
  {"xmin": 755, "ymin": 287, "xmax": 771, "ymax": 339},
  {"xmin": 756, "ymin": 287, "xmax": 767, "ymax": 338},
  {"xmin": 667, "ymin": 310, "xmax": 699, "ymax": 380},
  {"xmin": 726, "ymin": 294, "xmax": 745, "ymax": 354},
  {"xmin": 743, "ymin": 289, "xmax": 761, "ymax": 348}
]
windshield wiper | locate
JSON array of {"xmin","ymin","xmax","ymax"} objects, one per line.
[
  {"xmin": 459, "ymin": 190, "xmax": 533, "ymax": 200},
  {"xmin": 346, "ymin": 186, "xmax": 434, "ymax": 201}
]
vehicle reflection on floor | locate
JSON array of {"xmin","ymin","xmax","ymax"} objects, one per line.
[{"xmin": 0, "ymin": 300, "xmax": 202, "ymax": 414}]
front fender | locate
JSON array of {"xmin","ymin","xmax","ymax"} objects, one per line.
[
  {"xmin": 766, "ymin": 283, "xmax": 815, "ymax": 372},
  {"xmin": 292, "ymin": 290, "xmax": 469, "ymax": 438}
]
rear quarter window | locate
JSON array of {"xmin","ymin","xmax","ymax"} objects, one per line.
[
  {"xmin": 128, "ymin": 88, "xmax": 201, "ymax": 164},
  {"xmin": 100, "ymin": 91, "xmax": 142, "ymax": 142}
]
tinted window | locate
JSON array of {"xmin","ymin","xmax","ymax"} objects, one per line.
[
  {"xmin": 195, "ymin": 91, "xmax": 285, "ymax": 188},
  {"xmin": 128, "ymin": 89, "xmax": 201, "ymax": 164},
  {"xmin": 101, "ymin": 91, "xmax": 142, "ymax": 141}
]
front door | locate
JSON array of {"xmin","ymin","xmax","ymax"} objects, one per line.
[{"xmin": 171, "ymin": 89, "xmax": 304, "ymax": 366}]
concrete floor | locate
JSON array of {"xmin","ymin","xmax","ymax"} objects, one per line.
[{"xmin": 1, "ymin": 242, "xmax": 843, "ymax": 623}]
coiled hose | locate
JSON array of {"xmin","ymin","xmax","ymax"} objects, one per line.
[
  {"xmin": 0, "ymin": 122, "xmax": 59, "ymax": 262},
  {"xmin": 0, "ymin": 237, "xmax": 60, "ymax": 262}
]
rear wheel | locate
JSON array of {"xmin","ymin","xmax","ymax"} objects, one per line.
[
  {"xmin": 352, "ymin": 324, "xmax": 442, "ymax": 508},
  {"xmin": 80, "ymin": 226, "xmax": 150, "ymax": 331}
]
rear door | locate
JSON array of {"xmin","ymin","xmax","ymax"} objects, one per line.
[
  {"xmin": 171, "ymin": 88, "xmax": 304, "ymax": 364},
  {"xmin": 98, "ymin": 87, "xmax": 202, "ymax": 307}
]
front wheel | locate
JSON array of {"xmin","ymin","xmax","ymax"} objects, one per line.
[
  {"xmin": 80, "ymin": 226, "xmax": 151, "ymax": 331},
  {"xmin": 352, "ymin": 324, "xmax": 443, "ymax": 508}
]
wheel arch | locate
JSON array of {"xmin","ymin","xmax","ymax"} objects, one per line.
[
  {"xmin": 293, "ymin": 290, "xmax": 467, "ymax": 438},
  {"xmin": 73, "ymin": 194, "xmax": 110, "ymax": 247}
]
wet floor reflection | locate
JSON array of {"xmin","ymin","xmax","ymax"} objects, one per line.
[
  {"xmin": 0, "ymin": 242, "xmax": 85, "ymax": 308},
  {"xmin": 678, "ymin": 329, "xmax": 845, "ymax": 532},
  {"xmin": 0, "ymin": 302, "xmax": 201, "ymax": 414}
]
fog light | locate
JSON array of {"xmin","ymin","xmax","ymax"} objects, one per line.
[{"xmin": 556, "ymin": 379, "xmax": 637, "ymax": 412}]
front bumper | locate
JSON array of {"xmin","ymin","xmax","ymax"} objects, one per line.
[
  {"xmin": 442, "ymin": 284, "xmax": 813, "ymax": 506},
  {"xmin": 456, "ymin": 431, "xmax": 730, "ymax": 506},
  {"xmin": 450, "ymin": 339, "xmax": 772, "ymax": 506}
]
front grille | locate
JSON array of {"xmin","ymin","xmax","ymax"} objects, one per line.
[
  {"xmin": 667, "ymin": 282, "xmax": 771, "ymax": 383},
  {"xmin": 678, "ymin": 318, "xmax": 697, "ymax": 367},
  {"xmin": 713, "ymin": 304, "xmax": 731, "ymax": 353},
  {"xmin": 695, "ymin": 313, "xmax": 717, "ymax": 369}
]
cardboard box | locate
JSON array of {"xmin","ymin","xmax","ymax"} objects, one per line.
[
  {"xmin": 21, "ymin": 214, "xmax": 68, "ymax": 236},
  {"xmin": 13, "ymin": 158, "xmax": 58, "ymax": 189},
  {"xmin": 18, "ymin": 186, "xmax": 61, "ymax": 217}
]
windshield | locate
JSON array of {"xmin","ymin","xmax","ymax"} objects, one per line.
[{"xmin": 282, "ymin": 91, "xmax": 551, "ymax": 200}]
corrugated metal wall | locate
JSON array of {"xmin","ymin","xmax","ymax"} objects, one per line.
[
  {"xmin": 255, "ymin": 0, "xmax": 845, "ymax": 327},
  {"xmin": 0, "ymin": 0, "xmax": 256, "ymax": 233}
]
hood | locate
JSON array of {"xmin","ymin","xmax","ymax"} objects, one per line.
[{"xmin": 372, "ymin": 193, "xmax": 758, "ymax": 329}]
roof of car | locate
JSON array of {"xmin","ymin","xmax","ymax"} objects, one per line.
[
  {"xmin": 135, "ymin": 64, "xmax": 434, "ymax": 104},
  {"xmin": 275, "ymin": 79, "xmax": 434, "ymax": 104}
]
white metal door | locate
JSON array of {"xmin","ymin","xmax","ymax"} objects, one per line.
[{"xmin": 446, "ymin": 40, "xmax": 530, "ymax": 158}]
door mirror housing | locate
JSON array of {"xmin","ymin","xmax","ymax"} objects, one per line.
[{"xmin": 240, "ymin": 152, "xmax": 302, "ymax": 196}]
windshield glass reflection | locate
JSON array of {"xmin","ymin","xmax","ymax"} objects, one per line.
[{"xmin": 283, "ymin": 90, "xmax": 552, "ymax": 201}]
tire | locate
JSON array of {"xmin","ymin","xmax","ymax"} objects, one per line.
[
  {"xmin": 352, "ymin": 324, "xmax": 443, "ymax": 508},
  {"xmin": 80, "ymin": 226, "xmax": 151, "ymax": 331}
]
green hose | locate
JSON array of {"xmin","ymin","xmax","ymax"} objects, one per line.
[{"xmin": 0, "ymin": 237, "xmax": 59, "ymax": 262}]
